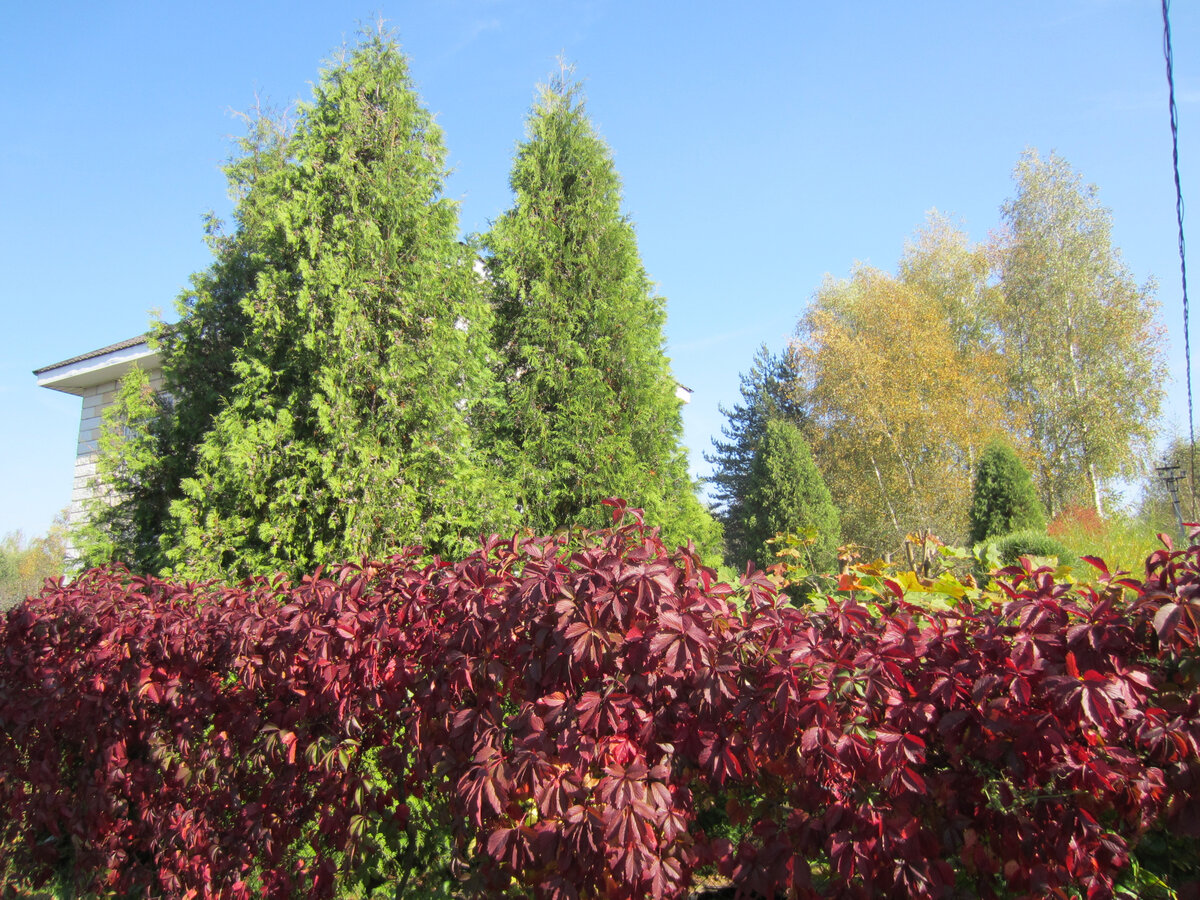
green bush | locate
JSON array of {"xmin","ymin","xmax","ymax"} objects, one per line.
[
  {"xmin": 1050, "ymin": 508, "xmax": 1162, "ymax": 578},
  {"xmin": 991, "ymin": 529, "xmax": 1076, "ymax": 568},
  {"xmin": 743, "ymin": 418, "xmax": 840, "ymax": 572},
  {"xmin": 968, "ymin": 441, "xmax": 1046, "ymax": 545}
]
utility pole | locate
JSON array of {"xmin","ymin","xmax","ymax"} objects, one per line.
[{"xmin": 1156, "ymin": 462, "xmax": 1188, "ymax": 543}]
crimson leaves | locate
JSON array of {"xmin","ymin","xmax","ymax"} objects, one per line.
[{"xmin": 2, "ymin": 515, "xmax": 1199, "ymax": 898}]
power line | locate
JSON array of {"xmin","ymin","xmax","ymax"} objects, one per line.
[{"xmin": 1163, "ymin": 0, "xmax": 1196, "ymax": 520}]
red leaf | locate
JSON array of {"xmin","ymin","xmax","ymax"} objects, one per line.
[
  {"xmin": 280, "ymin": 730, "xmax": 297, "ymax": 764},
  {"xmin": 1153, "ymin": 602, "xmax": 1183, "ymax": 641},
  {"xmin": 895, "ymin": 765, "xmax": 925, "ymax": 793},
  {"xmin": 899, "ymin": 733, "xmax": 926, "ymax": 764},
  {"xmin": 1010, "ymin": 676, "xmax": 1031, "ymax": 706},
  {"xmin": 1065, "ymin": 651, "xmax": 1080, "ymax": 680}
]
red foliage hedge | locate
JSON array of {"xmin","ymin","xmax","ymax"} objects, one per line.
[{"xmin": 2, "ymin": 501, "xmax": 1199, "ymax": 899}]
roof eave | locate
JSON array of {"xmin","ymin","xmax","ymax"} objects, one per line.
[{"xmin": 35, "ymin": 340, "xmax": 161, "ymax": 397}]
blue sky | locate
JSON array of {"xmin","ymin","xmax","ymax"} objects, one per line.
[{"xmin": 1, "ymin": 1, "xmax": 1196, "ymax": 539}]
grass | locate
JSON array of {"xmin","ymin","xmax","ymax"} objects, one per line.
[{"xmin": 1049, "ymin": 507, "xmax": 1172, "ymax": 579}]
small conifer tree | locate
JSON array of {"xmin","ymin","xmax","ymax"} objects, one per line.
[
  {"xmin": 967, "ymin": 441, "xmax": 1046, "ymax": 545},
  {"xmin": 742, "ymin": 418, "xmax": 840, "ymax": 571},
  {"xmin": 706, "ymin": 346, "xmax": 805, "ymax": 567}
]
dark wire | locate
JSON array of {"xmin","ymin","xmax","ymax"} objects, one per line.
[{"xmin": 1163, "ymin": 0, "xmax": 1196, "ymax": 519}]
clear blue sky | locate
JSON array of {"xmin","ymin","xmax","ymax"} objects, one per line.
[{"xmin": 1, "ymin": 1, "xmax": 1196, "ymax": 540}]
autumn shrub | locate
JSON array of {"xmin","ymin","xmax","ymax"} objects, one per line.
[
  {"xmin": 0, "ymin": 512, "xmax": 69, "ymax": 612},
  {"xmin": 2, "ymin": 502, "xmax": 1199, "ymax": 899},
  {"xmin": 1049, "ymin": 504, "xmax": 1106, "ymax": 541}
]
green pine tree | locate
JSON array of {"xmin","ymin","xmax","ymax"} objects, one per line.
[
  {"xmin": 483, "ymin": 73, "xmax": 718, "ymax": 553},
  {"xmin": 705, "ymin": 345, "xmax": 805, "ymax": 567},
  {"xmin": 742, "ymin": 418, "xmax": 840, "ymax": 572},
  {"xmin": 967, "ymin": 440, "xmax": 1047, "ymax": 545},
  {"xmin": 160, "ymin": 30, "xmax": 514, "ymax": 579}
]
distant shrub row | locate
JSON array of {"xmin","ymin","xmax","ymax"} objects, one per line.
[{"xmin": 1, "ymin": 502, "xmax": 1198, "ymax": 898}]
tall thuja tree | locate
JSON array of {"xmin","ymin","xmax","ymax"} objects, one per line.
[
  {"xmin": 165, "ymin": 31, "xmax": 513, "ymax": 579},
  {"xmin": 77, "ymin": 108, "xmax": 294, "ymax": 573},
  {"xmin": 483, "ymin": 75, "xmax": 717, "ymax": 552},
  {"xmin": 706, "ymin": 345, "xmax": 805, "ymax": 567},
  {"xmin": 995, "ymin": 149, "xmax": 1165, "ymax": 518}
]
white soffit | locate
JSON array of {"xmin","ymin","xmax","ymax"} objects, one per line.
[{"xmin": 36, "ymin": 342, "xmax": 161, "ymax": 397}]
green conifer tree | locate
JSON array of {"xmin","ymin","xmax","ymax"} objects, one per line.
[
  {"xmin": 76, "ymin": 365, "xmax": 166, "ymax": 568},
  {"xmin": 967, "ymin": 440, "xmax": 1047, "ymax": 545},
  {"xmin": 78, "ymin": 108, "xmax": 294, "ymax": 573},
  {"xmin": 483, "ymin": 74, "xmax": 717, "ymax": 553},
  {"xmin": 162, "ymin": 31, "xmax": 513, "ymax": 578},
  {"xmin": 706, "ymin": 346, "xmax": 805, "ymax": 567},
  {"xmin": 742, "ymin": 418, "xmax": 840, "ymax": 571}
]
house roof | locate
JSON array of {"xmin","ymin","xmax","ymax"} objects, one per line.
[
  {"xmin": 35, "ymin": 332, "xmax": 693, "ymax": 402},
  {"xmin": 34, "ymin": 334, "xmax": 161, "ymax": 397},
  {"xmin": 33, "ymin": 334, "xmax": 152, "ymax": 375}
]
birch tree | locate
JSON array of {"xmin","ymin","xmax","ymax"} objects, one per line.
[
  {"xmin": 995, "ymin": 150, "xmax": 1165, "ymax": 518},
  {"xmin": 791, "ymin": 220, "xmax": 1004, "ymax": 555}
]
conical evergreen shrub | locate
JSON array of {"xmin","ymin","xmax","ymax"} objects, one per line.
[
  {"xmin": 162, "ymin": 31, "xmax": 515, "ymax": 578},
  {"xmin": 743, "ymin": 418, "xmax": 840, "ymax": 571},
  {"xmin": 968, "ymin": 441, "xmax": 1046, "ymax": 545}
]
